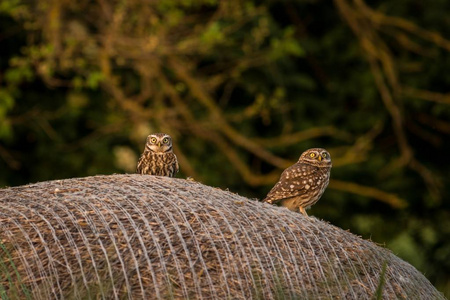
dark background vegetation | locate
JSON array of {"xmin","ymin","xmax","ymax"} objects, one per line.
[{"xmin": 1, "ymin": 0, "xmax": 449, "ymax": 296}]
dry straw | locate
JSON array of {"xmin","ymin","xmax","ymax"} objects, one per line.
[{"xmin": 0, "ymin": 174, "xmax": 445, "ymax": 299}]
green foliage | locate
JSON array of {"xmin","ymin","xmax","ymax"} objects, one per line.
[
  {"xmin": 0, "ymin": 242, "xmax": 32, "ymax": 299},
  {"xmin": 0, "ymin": 0, "xmax": 22, "ymax": 15},
  {"xmin": 269, "ymin": 27, "xmax": 304, "ymax": 60},
  {"xmin": 373, "ymin": 262, "xmax": 387, "ymax": 300},
  {"xmin": 0, "ymin": 90, "xmax": 13, "ymax": 139},
  {"xmin": 0, "ymin": 0, "xmax": 449, "ymax": 297}
]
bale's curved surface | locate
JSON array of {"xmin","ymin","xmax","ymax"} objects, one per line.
[{"xmin": 0, "ymin": 175, "xmax": 444, "ymax": 299}]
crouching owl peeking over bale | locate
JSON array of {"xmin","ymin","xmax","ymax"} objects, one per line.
[{"xmin": 136, "ymin": 133, "xmax": 179, "ymax": 177}]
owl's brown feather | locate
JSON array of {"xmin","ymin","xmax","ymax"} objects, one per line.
[
  {"xmin": 264, "ymin": 163, "xmax": 319, "ymax": 204},
  {"xmin": 136, "ymin": 152, "xmax": 179, "ymax": 177},
  {"xmin": 263, "ymin": 148, "xmax": 331, "ymax": 216}
]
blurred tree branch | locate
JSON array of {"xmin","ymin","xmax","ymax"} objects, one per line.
[
  {"xmin": 334, "ymin": 0, "xmax": 446, "ymax": 202},
  {"xmin": 329, "ymin": 179, "xmax": 407, "ymax": 208},
  {"xmin": 253, "ymin": 127, "xmax": 353, "ymax": 147},
  {"xmin": 168, "ymin": 56, "xmax": 292, "ymax": 169},
  {"xmin": 3, "ymin": 0, "xmax": 447, "ymax": 208},
  {"xmin": 403, "ymin": 87, "xmax": 450, "ymax": 105}
]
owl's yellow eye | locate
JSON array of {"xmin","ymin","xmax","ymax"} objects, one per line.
[
  {"xmin": 150, "ymin": 137, "xmax": 157, "ymax": 143},
  {"xmin": 322, "ymin": 153, "xmax": 327, "ymax": 158},
  {"xmin": 163, "ymin": 138, "xmax": 169, "ymax": 144},
  {"xmin": 310, "ymin": 153, "xmax": 316, "ymax": 158}
]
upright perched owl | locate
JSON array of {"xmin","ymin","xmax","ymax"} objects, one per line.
[
  {"xmin": 263, "ymin": 148, "xmax": 331, "ymax": 216},
  {"xmin": 136, "ymin": 133, "xmax": 179, "ymax": 177}
]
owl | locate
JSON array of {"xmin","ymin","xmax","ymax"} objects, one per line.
[
  {"xmin": 263, "ymin": 148, "xmax": 332, "ymax": 216},
  {"xmin": 136, "ymin": 133, "xmax": 179, "ymax": 177}
]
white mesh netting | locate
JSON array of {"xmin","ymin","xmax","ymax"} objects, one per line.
[{"xmin": 0, "ymin": 174, "xmax": 445, "ymax": 299}]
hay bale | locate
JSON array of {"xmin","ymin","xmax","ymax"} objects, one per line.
[{"xmin": 0, "ymin": 174, "xmax": 444, "ymax": 299}]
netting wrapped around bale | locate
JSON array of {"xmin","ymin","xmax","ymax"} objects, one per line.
[{"xmin": 0, "ymin": 175, "xmax": 444, "ymax": 299}]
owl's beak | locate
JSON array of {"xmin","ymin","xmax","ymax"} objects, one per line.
[
  {"xmin": 318, "ymin": 156, "xmax": 322, "ymax": 161},
  {"xmin": 157, "ymin": 142, "xmax": 161, "ymax": 147}
]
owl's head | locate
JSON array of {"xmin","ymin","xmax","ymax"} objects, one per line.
[
  {"xmin": 299, "ymin": 148, "xmax": 332, "ymax": 167},
  {"xmin": 145, "ymin": 133, "xmax": 173, "ymax": 153}
]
